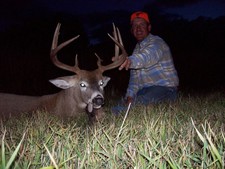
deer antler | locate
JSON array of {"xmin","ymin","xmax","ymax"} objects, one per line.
[
  {"xmin": 96, "ymin": 23, "xmax": 128, "ymax": 73},
  {"xmin": 50, "ymin": 23, "xmax": 80, "ymax": 73}
]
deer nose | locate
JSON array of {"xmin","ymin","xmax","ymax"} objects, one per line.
[{"xmin": 92, "ymin": 95, "xmax": 104, "ymax": 106}]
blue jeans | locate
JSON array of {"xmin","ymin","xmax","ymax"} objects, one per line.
[
  {"xmin": 111, "ymin": 86, "xmax": 178, "ymax": 114},
  {"xmin": 136, "ymin": 86, "xmax": 177, "ymax": 105}
]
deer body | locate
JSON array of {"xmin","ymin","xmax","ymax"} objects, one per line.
[
  {"xmin": 0, "ymin": 93, "xmax": 59, "ymax": 116},
  {"xmin": 0, "ymin": 93, "xmax": 47, "ymax": 115},
  {"xmin": 0, "ymin": 70, "xmax": 110, "ymax": 120},
  {"xmin": 0, "ymin": 23, "xmax": 127, "ymax": 122}
]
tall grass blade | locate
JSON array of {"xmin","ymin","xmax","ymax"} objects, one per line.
[
  {"xmin": 1, "ymin": 130, "xmax": 6, "ymax": 169},
  {"xmin": 202, "ymin": 123, "xmax": 222, "ymax": 167},
  {"xmin": 191, "ymin": 118, "xmax": 205, "ymax": 143},
  {"xmin": 116, "ymin": 102, "xmax": 131, "ymax": 141},
  {"xmin": 5, "ymin": 132, "xmax": 26, "ymax": 169},
  {"xmin": 43, "ymin": 144, "xmax": 58, "ymax": 169}
]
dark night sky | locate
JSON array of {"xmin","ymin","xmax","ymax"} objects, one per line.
[
  {"xmin": 36, "ymin": 0, "xmax": 225, "ymax": 19},
  {"xmin": 1, "ymin": 0, "xmax": 225, "ymax": 31},
  {"xmin": 1, "ymin": 0, "xmax": 225, "ymax": 46}
]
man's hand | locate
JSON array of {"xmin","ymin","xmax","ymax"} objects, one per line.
[
  {"xmin": 119, "ymin": 57, "xmax": 131, "ymax": 70},
  {"xmin": 126, "ymin": 96, "xmax": 133, "ymax": 105},
  {"xmin": 112, "ymin": 57, "xmax": 131, "ymax": 71}
]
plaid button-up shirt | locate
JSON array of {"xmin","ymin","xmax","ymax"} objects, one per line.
[{"xmin": 126, "ymin": 33, "xmax": 179, "ymax": 98}]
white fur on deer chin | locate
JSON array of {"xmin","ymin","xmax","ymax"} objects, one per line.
[{"xmin": 87, "ymin": 102, "xmax": 93, "ymax": 113}]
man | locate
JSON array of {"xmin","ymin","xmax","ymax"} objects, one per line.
[{"xmin": 112, "ymin": 11, "xmax": 179, "ymax": 114}]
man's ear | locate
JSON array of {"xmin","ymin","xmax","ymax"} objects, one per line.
[{"xmin": 148, "ymin": 24, "xmax": 151, "ymax": 32}]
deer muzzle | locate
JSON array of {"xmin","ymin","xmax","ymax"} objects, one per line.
[
  {"xmin": 87, "ymin": 94, "xmax": 104, "ymax": 113},
  {"xmin": 92, "ymin": 94, "xmax": 104, "ymax": 106}
]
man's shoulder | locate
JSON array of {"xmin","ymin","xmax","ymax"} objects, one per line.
[
  {"xmin": 149, "ymin": 34, "xmax": 164, "ymax": 41},
  {"xmin": 137, "ymin": 34, "xmax": 167, "ymax": 49},
  {"xmin": 149, "ymin": 34, "xmax": 169, "ymax": 47}
]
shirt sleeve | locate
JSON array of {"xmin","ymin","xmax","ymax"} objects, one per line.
[
  {"xmin": 129, "ymin": 41, "xmax": 163, "ymax": 69},
  {"xmin": 125, "ymin": 69, "xmax": 139, "ymax": 98}
]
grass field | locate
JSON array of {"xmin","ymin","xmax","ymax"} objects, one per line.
[{"xmin": 1, "ymin": 92, "xmax": 225, "ymax": 169}]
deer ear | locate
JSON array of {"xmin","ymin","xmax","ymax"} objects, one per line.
[
  {"xmin": 102, "ymin": 76, "xmax": 111, "ymax": 87},
  {"xmin": 49, "ymin": 75, "xmax": 77, "ymax": 89}
]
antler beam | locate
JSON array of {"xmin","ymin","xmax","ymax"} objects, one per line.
[
  {"xmin": 97, "ymin": 24, "xmax": 128, "ymax": 72},
  {"xmin": 50, "ymin": 23, "xmax": 80, "ymax": 73}
]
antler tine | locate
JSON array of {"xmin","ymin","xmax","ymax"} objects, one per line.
[
  {"xmin": 114, "ymin": 24, "xmax": 125, "ymax": 61},
  {"xmin": 97, "ymin": 24, "xmax": 127, "ymax": 72},
  {"xmin": 95, "ymin": 53, "xmax": 103, "ymax": 68},
  {"xmin": 116, "ymin": 27, "xmax": 123, "ymax": 46},
  {"xmin": 50, "ymin": 23, "xmax": 80, "ymax": 73},
  {"xmin": 113, "ymin": 23, "xmax": 119, "ymax": 59}
]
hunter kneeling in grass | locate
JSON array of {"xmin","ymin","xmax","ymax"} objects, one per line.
[{"xmin": 112, "ymin": 11, "xmax": 179, "ymax": 114}]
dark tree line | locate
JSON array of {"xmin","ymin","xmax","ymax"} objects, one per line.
[{"xmin": 0, "ymin": 10, "xmax": 224, "ymax": 96}]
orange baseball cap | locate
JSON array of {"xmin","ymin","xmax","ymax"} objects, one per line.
[{"xmin": 130, "ymin": 11, "xmax": 150, "ymax": 23}]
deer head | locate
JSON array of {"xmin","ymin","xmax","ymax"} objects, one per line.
[{"xmin": 49, "ymin": 23, "xmax": 127, "ymax": 114}]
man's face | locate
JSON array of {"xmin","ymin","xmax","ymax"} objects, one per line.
[{"xmin": 131, "ymin": 18, "xmax": 151, "ymax": 42}]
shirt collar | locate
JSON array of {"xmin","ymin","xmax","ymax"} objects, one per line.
[{"xmin": 138, "ymin": 33, "xmax": 151, "ymax": 48}]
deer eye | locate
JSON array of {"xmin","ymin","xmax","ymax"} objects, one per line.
[
  {"xmin": 99, "ymin": 80, "xmax": 104, "ymax": 86},
  {"xmin": 80, "ymin": 83, "xmax": 86, "ymax": 88}
]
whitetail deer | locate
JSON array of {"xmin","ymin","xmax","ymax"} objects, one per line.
[{"xmin": 0, "ymin": 23, "xmax": 127, "ymax": 123}]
